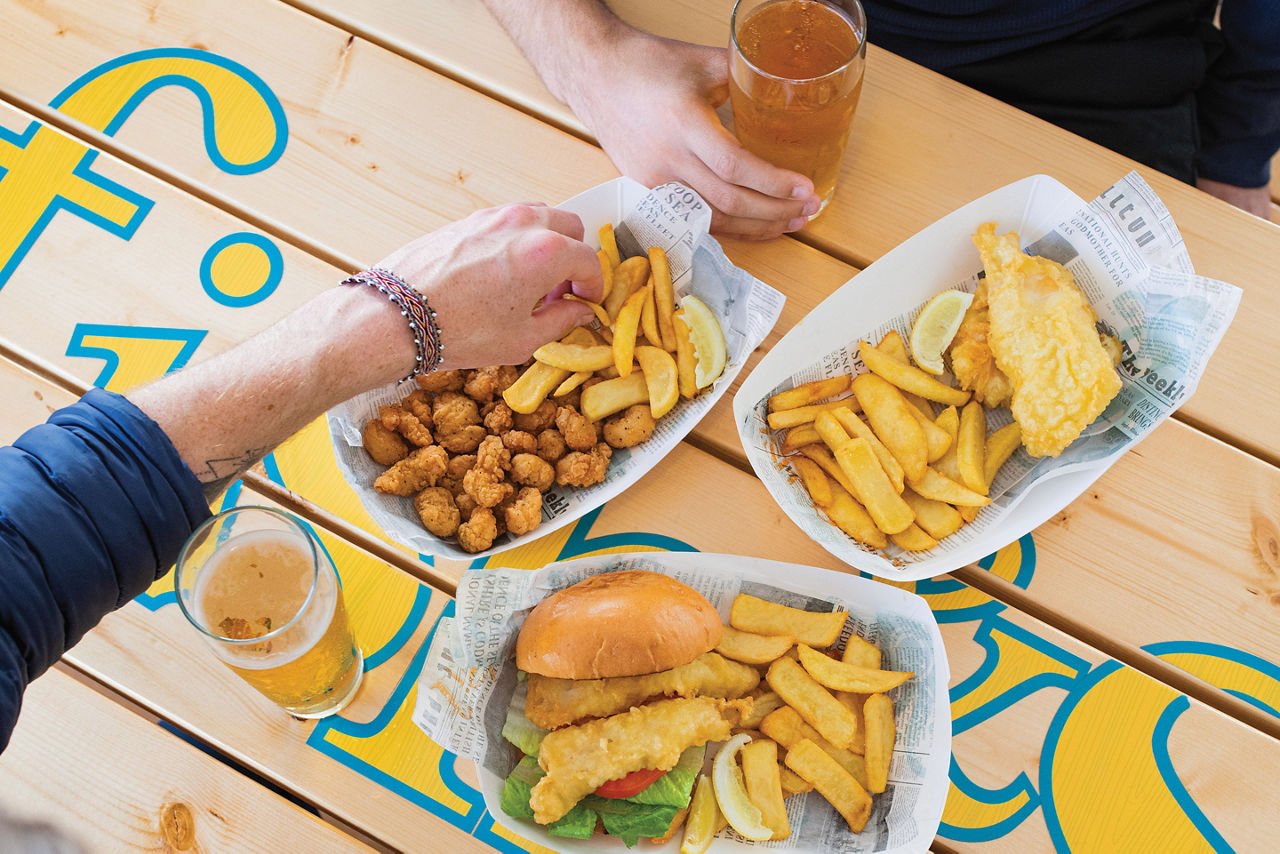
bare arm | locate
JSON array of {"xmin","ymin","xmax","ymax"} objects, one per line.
[
  {"xmin": 482, "ymin": 0, "xmax": 820, "ymax": 239},
  {"xmin": 128, "ymin": 203, "xmax": 601, "ymax": 500}
]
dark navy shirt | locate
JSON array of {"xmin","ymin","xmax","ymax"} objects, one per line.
[{"xmin": 0, "ymin": 389, "xmax": 208, "ymax": 751}]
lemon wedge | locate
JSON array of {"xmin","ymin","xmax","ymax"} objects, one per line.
[
  {"xmin": 909, "ymin": 289, "xmax": 974, "ymax": 374},
  {"xmin": 680, "ymin": 773, "xmax": 720, "ymax": 854},
  {"xmin": 680, "ymin": 295, "xmax": 727, "ymax": 389},
  {"xmin": 711, "ymin": 734, "xmax": 773, "ymax": 841}
]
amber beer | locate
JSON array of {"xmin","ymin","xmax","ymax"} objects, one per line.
[
  {"xmin": 729, "ymin": 0, "xmax": 866, "ymax": 213},
  {"xmin": 176, "ymin": 507, "xmax": 363, "ymax": 718}
]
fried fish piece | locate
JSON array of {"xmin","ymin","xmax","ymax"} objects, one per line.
[
  {"xmin": 525, "ymin": 651, "xmax": 760, "ymax": 730},
  {"xmin": 530, "ymin": 696, "xmax": 752, "ymax": 825},
  {"xmin": 948, "ymin": 280, "xmax": 1014, "ymax": 408},
  {"xmin": 973, "ymin": 223, "xmax": 1123, "ymax": 458}
]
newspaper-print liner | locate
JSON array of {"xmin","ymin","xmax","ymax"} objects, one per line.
[
  {"xmin": 413, "ymin": 551, "xmax": 951, "ymax": 854},
  {"xmin": 326, "ymin": 179, "xmax": 784, "ymax": 559},
  {"xmin": 734, "ymin": 173, "xmax": 1241, "ymax": 581}
]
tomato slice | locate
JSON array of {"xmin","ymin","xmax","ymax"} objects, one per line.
[{"xmin": 593, "ymin": 767, "xmax": 666, "ymax": 799}]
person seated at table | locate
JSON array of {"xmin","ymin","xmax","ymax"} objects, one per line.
[
  {"xmin": 479, "ymin": 0, "xmax": 1279, "ymax": 234},
  {"xmin": 0, "ymin": 202, "xmax": 603, "ymax": 755}
]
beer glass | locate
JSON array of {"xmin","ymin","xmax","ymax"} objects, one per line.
[
  {"xmin": 176, "ymin": 506, "xmax": 363, "ymax": 718},
  {"xmin": 729, "ymin": 0, "xmax": 867, "ymax": 215}
]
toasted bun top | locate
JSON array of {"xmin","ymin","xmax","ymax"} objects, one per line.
[{"xmin": 516, "ymin": 570, "xmax": 723, "ymax": 679}]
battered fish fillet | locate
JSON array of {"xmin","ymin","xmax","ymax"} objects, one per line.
[
  {"xmin": 530, "ymin": 696, "xmax": 752, "ymax": 825},
  {"xmin": 524, "ymin": 651, "xmax": 760, "ymax": 729},
  {"xmin": 948, "ymin": 280, "xmax": 1014, "ymax": 408},
  {"xmin": 973, "ymin": 223, "xmax": 1122, "ymax": 457}
]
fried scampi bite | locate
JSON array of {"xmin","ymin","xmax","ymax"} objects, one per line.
[
  {"xmin": 374, "ymin": 445, "xmax": 447, "ymax": 495},
  {"xmin": 361, "ymin": 419, "xmax": 407, "ymax": 466},
  {"xmin": 555, "ymin": 443, "xmax": 612, "ymax": 487},
  {"xmin": 414, "ymin": 486, "xmax": 460, "ymax": 538},
  {"xmin": 604, "ymin": 403, "xmax": 656, "ymax": 448},
  {"xmin": 503, "ymin": 486, "xmax": 543, "ymax": 536}
]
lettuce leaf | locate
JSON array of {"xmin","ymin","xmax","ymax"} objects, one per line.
[{"xmin": 500, "ymin": 676, "xmax": 547, "ymax": 757}]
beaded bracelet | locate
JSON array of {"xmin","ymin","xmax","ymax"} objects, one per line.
[{"xmin": 340, "ymin": 268, "xmax": 444, "ymax": 381}]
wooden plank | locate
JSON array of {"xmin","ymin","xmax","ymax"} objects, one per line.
[{"xmin": 1, "ymin": 666, "xmax": 373, "ymax": 851}]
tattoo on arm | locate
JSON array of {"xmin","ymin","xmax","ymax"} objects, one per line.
[{"xmin": 194, "ymin": 445, "xmax": 276, "ymax": 502}]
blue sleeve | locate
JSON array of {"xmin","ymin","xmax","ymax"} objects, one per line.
[
  {"xmin": 1195, "ymin": 0, "xmax": 1280, "ymax": 187},
  {"xmin": 0, "ymin": 388, "xmax": 209, "ymax": 751}
]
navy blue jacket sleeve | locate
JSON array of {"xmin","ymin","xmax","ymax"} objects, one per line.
[{"xmin": 0, "ymin": 388, "xmax": 209, "ymax": 751}]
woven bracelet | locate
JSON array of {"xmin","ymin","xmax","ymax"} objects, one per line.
[{"xmin": 340, "ymin": 267, "xmax": 444, "ymax": 381}]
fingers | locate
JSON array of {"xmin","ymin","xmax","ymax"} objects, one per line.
[
  {"xmin": 516, "ymin": 228, "xmax": 604, "ymax": 304},
  {"xmin": 525, "ymin": 297, "xmax": 596, "ymax": 351}
]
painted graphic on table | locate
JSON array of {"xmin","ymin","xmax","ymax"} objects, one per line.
[{"xmin": 7, "ymin": 48, "xmax": 1274, "ymax": 854}]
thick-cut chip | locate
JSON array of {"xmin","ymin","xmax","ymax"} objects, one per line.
[
  {"xmin": 596, "ymin": 249, "xmax": 615, "ymax": 303},
  {"xmin": 890, "ymin": 523, "xmax": 938, "ymax": 551},
  {"xmin": 717, "ymin": 626, "xmax": 796, "ymax": 666},
  {"xmin": 796, "ymin": 644, "xmax": 914, "ymax": 694},
  {"xmin": 791, "ymin": 456, "xmax": 834, "ymax": 508},
  {"xmin": 641, "ymin": 277, "xmax": 662, "ymax": 347},
  {"xmin": 711, "ymin": 734, "xmax": 773, "ymax": 841},
  {"xmin": 766, "ymin": 657, "xmax": 860, "ymax": 750},
  {"xmin": 672, "ymin": 311, "xmax": 699, "ymax": 400},
  {"xmin": 780, "ymin": 426, "xmax": 822, "ymax": 454},
  {"xmin": 852, "ymin": 372, "xmax": 928, "ymax": 482},
  {"xmin": 905, "ymin": 401, "xmax": 953, "ymax": 462},
  {"xmin": 778, "ymin": 765, "xmax": 814, "ymax": 796},
  {"xmin": 767, "ymin": 376, "xmax": 851, "ymax": 412},
  {"xmin": 503, "ymin": 361, "xmax": 571, "ymax": 414},
  {"xmin": 760, "ymin": 706, "xmax": 869, "ymax": 786},
  {"xmin": 740, "ymin": 739, "xmax": 790, "ymax": 840},
  {"xmin": 613, "ymin": 286, "xmax": 650, "ymax": 377},
  {"xmin": 784, "ymin": 739, "xmax": 873, "ymax": 833},
  {"xmin": 738, "ymin": 690, "xmax": 787, "ymax": 729},
  {"xmin": 859, "ymin": 341, "xmax": 971, "ymax": 406},
  {"xmin": 875, "ymin": 329, "xmax": 908, "ymax": 361},
  {"xmin": 835, "ymin": 692, "xmax": 868, "ymax": 754},
  {"xmin": 562, "ymin": 293, "xmax": 613, "ymax": 330},
  {"xmin": 797, "ymin": 444, "xmax": 859, "ymax": 497},
  {"xmin": 649, "ymin": 247, "xmax": 678, "ymax": 351},
  {"xmin": 767, "ymin": 398, "xmax": 857, "ymax": 431},
  {"xmin": 984, "ymin": 421, "xmax": 1022, "ymax": 488},
  {"xmin": 634, "ymin": 345, "xmax": 679, "ymax": 418},
  {"xmin": 731, "ymin": 593, "xmax": 848, "ymax": 648},
  {"xmin": 906, "ymin": 466, "xmax": 991, "ymax": 507},
  {"xmin": 580, "ymin": 372, "xmax": 650, "ymax": 421},
  {"xmin": 863, "ymin": 693, "xmax": 896, "ymax": 794},
  {"xmin": 823, "ymin": 482, "xmax": 889, "ymax": 549},
  {"xmin": 533, "ymin": 342, "xmax": 615, "ymax": 372},
  {"xmin": 901, "ymin": 487, "xmax": 964, "ymax": 540},
  {"xmin": 553, "ymin": 370, "xmax": 593, "ymax": 398},
  {"xmin": 934, "ymin": 405, "xmax": 959, "ymax": 444},
  {"xmin": 813, "ymin": 409, "xmax": 852, "ymax": 453},
  {"xmin": 832, "ymin": 409, "xmax": 905, "ymax": 493},
  {"xmin": 599, "ymin": 223, "xmax": 621, "ymax": 268},
  {"xmin": 841, "ymin": 635, "xmax": 882, "ymax": 670},
  {"xmin": 958, "ymin": 401, "xmax": 988, "ymax": 493},
  {"xmin": 603, "ymin": 254, "xmax": 650, "ymax": 320},
  {"xmin": 835, "ymin": 439, "xmax": 915, "ymax": 535}
]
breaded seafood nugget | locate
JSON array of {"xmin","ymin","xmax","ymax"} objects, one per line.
[
  {"xmin": 374, "ymin": 445, "xmax": 448, "ymax": 495},
  {"xmin": 416, "ymin": 369, "xmax": 465, "ymax": 393},
  {"xmin": 433, "ymin": 391, "xmax": 481, "ymax": 437},
  {"xmin": 537, "ymin": 429, "xmax": 567, "ymax": 462},
  {"xmin": 502, "ymin": 429, "xmax": 538, "ymax": 455},
  {"xmin": 483, "ymin": 401, "xmax": 515, "ymax": 434},
  {"xmin": 603, "ymin": 404, "xmax": 656, "ymax": 449},
  {"xmin": 379, "ymin": 404, "xmax": 433, "ymax": 447},
  {"xmin": 555, "ymin": 443, "xmax": 612, "ymax": 487},
  {"xmin": 515, "ymin": 399, "xmax": 557, "ymax": 433},
  {"xmin": 556, "ymin": 405, "xmax": 598, "ymax": 452},
  {"xmin": 414, "ymin": 486, "xmax": 461, "ymax": 538},
  {"xmin": 438, "ymin": 424, "xmax": 486, "ymax": 453},
  {"xmin": 503, "ymin": 486, "xmax": 543, "ymax": 536},
  {"xmin": 458, "ymin": 507, "xmax": 498, "ymax": 553},
  {"xmin": 465, "ymin": 364, "xmax": 520, "ymax": 404},
  {"xmin": 511, "ymin": 453, "xmax": 555, "ymax": 492},
  {"xmin": 362, "ymin": 419, "xmax": 408, "ymax": 466}
]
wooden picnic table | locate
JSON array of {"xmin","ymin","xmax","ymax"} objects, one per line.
[{"xmin": 1, "ymin": 1, "xmax": 1278, "ymax": 851}]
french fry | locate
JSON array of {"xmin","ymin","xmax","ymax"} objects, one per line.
[
  {"xmin": 580, "ymin": 372, "xmax": 650, "ymax": 421},
  {"xmin": 841, "ymin": 635, "xmax": 882, "ymax": 670},
  {"xmin": 905, "ymin": 401, "xmax": 953, "ymax": 462},
  {"xmin": 958, "ymin": 400, "xmax": 987, "ymax": 493},
  {"xmin": 553, "ymin": 370, "xmax": 593, "ymax": 398},
  {"xmin": 890, "ymin": 522, "xmax": 938, "ymax": 551},
  {"xmin": 834, "ymin": 439, "xmax": 915, "ymax": 535},
  {"xmin": 796, "ymin": 443, "xmax": 859, "ymax": 497},
  {"xmin": 766, "ymin": 657, "xmax": 860, "ymax": 750},
  {"xmin": 859, "ymin": 340, "xmax": 971, "ymax": 406},
  {"xmin": 717, "ymin": 627, "xmax": 796, "ymax": 667},
  {"xmin": 767, "ymin": 398, "xmax": 857, "ymax": 431},
  {"xmin": 740, "ymin": 739, "xmax": 791, "ymax": 840},
  {"xmin": 768, "ymin": 376, "xmax": 851, "ymax": 412},
  {"xmin": 875, "ymin": 329, "xmax": 908, "ymax": 361},
  {"xmin": 563, "ymin": 294, "xmax": 613, "ymax": 330},
  {"xmin": 731, "ymin": 594, "xmax": 848, "ymax": 648},
  {"xmin": 778, "ymin": 765, "xmax": 814, "ymax": 796},
  {"xmin": 796, "ymin": 644, "xmax": 915, "ymax": 694},
  {"xmin": 852, "ymin": 373, "xmax": 928, "ymax": 482},
  {"xmin": 784, "ymin": 739, "xmax": 873, "ymax": 833},
  {"xmin": 822, "ymin": 482, "xmax": 889, "ymax": 549},
  {"xmin": 813, "ymin": 409, "xmax": 852, "ymax": 453},
  {"xmin": 604, "ymin": 255, "xmax": 650, "ymax": 320},
  {"xmin": 641, "ymin": 276, "xmax": 662, "ymax": 347},
  {"xmin": 634, "ymin": 345, "xmax": 679, "ymax": 418},
  {"xmin": 649, "ymin": 247, "xmax": 678, "ymax": 351},
  {"xmin": 835, "ymin": 691, "xmax": 868, "ymax": 754},
  {"xmin": 984, "ymin": 421, "xmax": 1022, "ymax": 488},
  {"xmin": 900, "ymin": 486, "xmax": 964, "ymax": 540},
  {"xmin": 672, "ymin": 311, "xmax": 699, "ymax": 400},
  {"xmin": 934, "ymin": 405, "xmax": 959, "ymax": 444},
  {"xmin": 906, "ymin": 466, "xmax": 991, "ymax": 507},
  {"xmin": 612, "ymin": 286, "xmax": 649, "ymax": 377},
  {"xmin": 960, "ymin": 505, "xmax": 981, "ymax": 523},
  {"xmin": 738, "ymin": 690, "xmax": 788, "ymax": 729},
  {"xmin": 863, "ymin": 693, "xmax": 896, "ymax": 794},
  {"xmin": 831, "ymin": 409, "xmax": 905, "ymax": 493},
  {"xmin": 533, "ymin": 342, "xmax": 615, "ymax": 372},
  {"xmin": 780, "ymin": 425, "xmax": 822, "ymax": 454},
  {"xmin": 502, "ymin": 361, "xmax": 571, "ymax": 414},
  {"xmin": 760, "ymin": 706, "xmax": 869, "ymax": 788},
  {"xmin": 596, "ymin": 249, "xmax": 614, "ymax": 303},
  {"xmin": 598, "ymin": 223, "xmax": 621, "ymax": 268},
  {"xmin": 790, "ymin": 456, "xmax": 834, "ymax": 508}
]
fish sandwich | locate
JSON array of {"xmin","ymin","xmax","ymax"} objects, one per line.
[{"xmin": 499, "ymin": 570, "xmax": 758, "ymax": 846}]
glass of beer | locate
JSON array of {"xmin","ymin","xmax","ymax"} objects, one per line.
[
  {"xmin": 729, "ymin": 0, "xmax": 867, "ymax": 215},
  {"xmin": 175, "ymin": 506, "xmax": 363, "ymax": 719}
]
